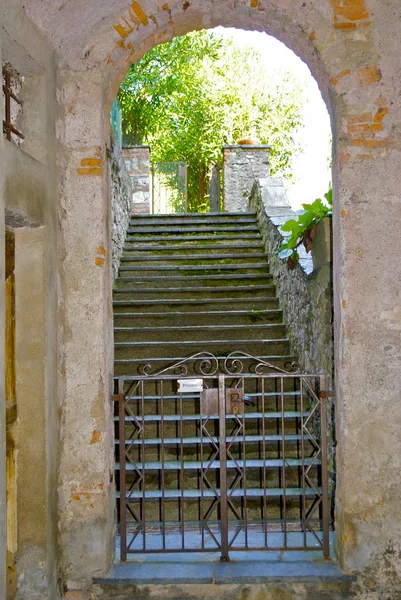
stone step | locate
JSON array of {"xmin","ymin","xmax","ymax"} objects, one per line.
[
  {"xmin": 114, "ymin": 339, "xmax": 290, "ymax": 360},
  {"xmin": 122, "ymin": 243, "xmax": 264, "ymax": 254},
  {"xmin": 114, "ymin": 323, "xmax": 286, "ymax": 342},
  {"xmin": 113, "ymin": 297, "xmax": 280, "ymax": 313},
  {"xmin": 114, "ymin": 274, "xmax": 273, "ymax": 290},
  {"xmin": 125, "ymin": 234, "xmax": 262, "ymax": 244},
  {"xmin": 130, "ymin": 211, "xmax": 256, "ymax": 218},
  {"xmin": 129, "ymin": 215, "xmax": 257, "ymax": 227},
  {"xmin": 113, "ymin": 309, "xmax": 283, "ymax": 327},
  {"xmin": 120, "ymin": 253, "xmax": 268, "ymax": 267},
  {"xmin": 92, "ymin": 557, "xmax": 356, "ymax": 598},
  {"xmin": 113, "ymin": 285, "xmax": 276, "ymax": 301},
  {"xmin": 127, "ymin": 225, "xmax": 260, "ymax": 234},
  {"xmin": 118, "ymin": 263, "xmax": 271, "ymax": 275}
]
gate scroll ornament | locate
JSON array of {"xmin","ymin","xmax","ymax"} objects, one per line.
[{"xmin": 113, "ymin": 352, "xmax": 330, "ymax": 561}]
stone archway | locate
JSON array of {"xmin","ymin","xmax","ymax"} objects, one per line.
[{"xmin": 22, "ymin": 0, "xmax": 401, "ymax": 594}]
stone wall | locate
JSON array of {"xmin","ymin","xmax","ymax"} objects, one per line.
[
  {"xmin": 109, "ymin": 133, "xmax": 133, "ymax": 280},
  {"xmin": 223, "ymin": 145, "xmax": 270, "ymax": 212},
  {"xmin": 122, "ymin": 146, "xmax": 151, "ymax": 214},
  {"xmin": 250, "ymin": 178, "xmax": 333, "ymax": 382},
  {"xmin": 250, "ymin": 178, "xmax": 334, "ymax": 474}
]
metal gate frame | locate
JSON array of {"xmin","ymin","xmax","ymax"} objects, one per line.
[{"xmin": 114, "ymin": 352, "xmax": 331, "ymax": 562}]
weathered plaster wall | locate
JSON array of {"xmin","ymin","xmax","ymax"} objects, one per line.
[
  {"xmin": 49, "ymin": 0, "xmax": 401, "ymax": 594},
  {"xmin": 0, "ymin": 0, "xmax": 399, "ymax": 598},
  {"xmin": 0, "ymin": 1, "xmax": 59, "ymax": 597},
  {"xmin": 110, "ymin": 133, "xmax": 133, "ymax": 279},
  {"xmin": 122, "ymin": 146, "xmax": 151, "ymax": 213},
  {"xmin": 0, "ymin": 25, "xmax": 7, "ymax": 600},
  {"xmin": 223, "ymin": 145, "xmax": 270, "ymax": 212}
]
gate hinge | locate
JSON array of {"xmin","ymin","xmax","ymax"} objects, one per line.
[
  {"xmin": 111, "ymin": 394, "xmax": 125, "ymax": 402},
  {"xmin": 319, "ymin": 390, "xmax": 336, "ymax": 400}
]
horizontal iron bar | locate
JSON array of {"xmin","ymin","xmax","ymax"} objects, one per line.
[
  {"xmin": 116, "ymin": 434, "xmax": 311, "ymax": 445},
  {"xmin": 121, "ymin": 391, "xmax": 302, "ymax": 400},
  {"xmin": 115, "ymin": 411, "xmax": 310, "ymax": 423},
  {"xmin": 116, "ymin": 458, "xmax": 320, "ymax": 470},
  {"xmin": 117, "ymin": 486, "xmax": 322, "ymax": 499}
]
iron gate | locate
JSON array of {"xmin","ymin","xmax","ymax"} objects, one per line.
[
  {"xmin": 151, "ymin": 162, "xmax": 187, "ymax": 214},
  {"xmin": 114, "ymin": 352, "xmax": 330, "ymax": 561}
]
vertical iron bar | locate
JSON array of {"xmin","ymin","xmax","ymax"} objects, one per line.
[
  {"xmin": 280, "ymin": 377, "xmax": 287, "ymax": 549},
  {"xmin": 141, "ymin": 381, "xmax": 146, "ymax": 551},
  {"xmin": 242, "ymin": 379, "xmax": 248, "ymax": 549},
  {"xmin": 200, "ymin": 388, "xmax": 205, "ymax": 550},
  {"xmin": 320, "ymin": 376, "xmax": 330, "ymax": 559},
  {"xmin": 261, "ymin": 378, "xmax": 268, "ymax": 548},
  {"xmin": 300, "ymin": 378, "xmax": 307, "ymax": 548},
  {"xmin": 118, "ymin": 379, "xmax": 127, "ymax": 561},
  {"xmin": 5, "ymin": 69, "xmax": 11, "ymax": 141},
  {"xmin": 179, "ymin": 389, "xmax": 185, "ymax": 549},
  {"xmin": 161, "ymin": 381, "xmax": 166, "ymax": 549},
  {"xmin": 218, "ymin": 375, "xmax": 229, "ymax": 562}
]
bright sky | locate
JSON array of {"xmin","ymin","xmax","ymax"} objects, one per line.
[{"xmin": 213, "ymin": 27, "xmax": 332, "ymax": 211}]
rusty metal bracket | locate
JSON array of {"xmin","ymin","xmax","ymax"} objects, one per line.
[
  {"xmin": 319, "ymin": 391, "xmax": 336, "ymax": 400},
  {"xmin": 3, "ymin": 67, "xmax": 24, "ymax": 142}
]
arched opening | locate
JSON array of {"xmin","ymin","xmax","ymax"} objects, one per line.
[
  {"xmin": 54, "ymin": 3, "xmax": 344, "ymax": 586},
  {"xmin": 108, "ymin": 26, "xmax": 335, "ymax": 567}
]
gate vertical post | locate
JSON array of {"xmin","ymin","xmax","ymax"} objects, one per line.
[
  {"xmin": 319, "ymin": 375, "xmax": 330, "ymax": 558},
  {"xmin": 218, "ymin": 374, "xmax": 229, "ymax": 562},
  {"xmin": 117, "ymin": 378, "xmax": 127, "ymax": 561}
]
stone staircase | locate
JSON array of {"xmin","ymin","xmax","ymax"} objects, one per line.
[{"xmin": 113, "ymin": 212, "xmax": 291, "ymax": 374}]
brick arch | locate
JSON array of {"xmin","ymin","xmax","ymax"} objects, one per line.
[{"xmin": 51, "ymin": 1, "xmax": 401, "ymax": 596}]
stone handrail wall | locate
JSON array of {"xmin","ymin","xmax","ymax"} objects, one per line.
[
  {"xmin": 249, "ymin": 179, "xmax": 333, "ymax": 385},
  {"xmin": 109, "ymin": 132, "xmax": 133, "ymax": 280}
]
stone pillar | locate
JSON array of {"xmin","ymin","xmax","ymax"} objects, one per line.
[
  {"xmin": 223, "ymin": 144, "xmax": 270, "ymax": 212},
  {"xmin": 122, "ymin": 146, "xmax": 151, "ymax": 213}
]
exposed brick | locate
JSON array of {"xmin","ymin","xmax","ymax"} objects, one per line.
[
  {"xmin": 347, "ymin": 123, "xmax": 369, "ymax": 134},
  {"xmin": 77, "ymin": 167, "xmax": 103, "ymax": 176},
  {"xmin": 81, "ymin": 158, "xmax": 103, "ymax": 167},
  {"xmin": 334, "ymin": 22, "xmax": 356, "ymax": 29},
  {"xmin": 357, "ymin": 65, "xmax": 381, "ymax": 86},
  {"xmin": 347, "ymin": 113, "xmax": 373, "ymax": 125}
]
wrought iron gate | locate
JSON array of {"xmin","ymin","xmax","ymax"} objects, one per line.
[{"xmin": 114, "ymin": 352, "xmax": 330, "ymax": 561}]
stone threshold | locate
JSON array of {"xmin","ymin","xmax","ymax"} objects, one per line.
[{"xmin": 94, "ymin": 553, "xmax": 356, "ymax": 586}]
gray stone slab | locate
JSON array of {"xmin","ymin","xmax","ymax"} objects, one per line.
[
  {"xmin": 95, "ymin": 561, "xmax": 214, "ymax": 585},
  {"xmin": 213, "ymin": 560, "xmax": 357, "ymax": 584}
]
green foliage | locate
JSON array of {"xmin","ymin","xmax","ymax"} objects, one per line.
[
  {"xmin": 119, "ymin": 30, "xmax": 304, "ymax": 212},
  {"xmin": 278, "ymin": 188, "xmax": 332, "ymax": 269}
]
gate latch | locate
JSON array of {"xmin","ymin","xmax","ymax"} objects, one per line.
[{"xmin": 200, "ymin": 388, "xmax": 255, "ymax": 417}]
